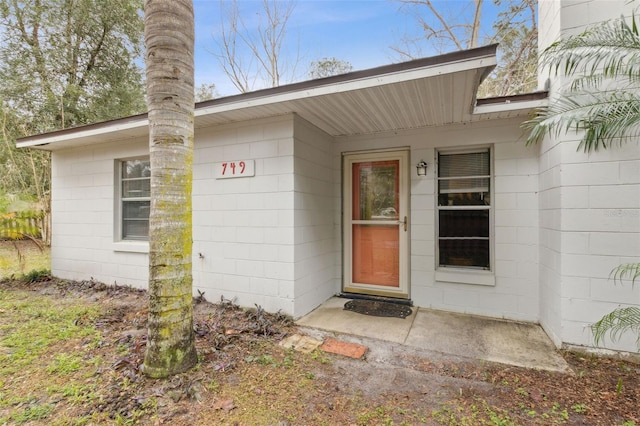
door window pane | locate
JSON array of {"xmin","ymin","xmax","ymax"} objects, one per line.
[
  {"xmin": 352, "ymin": 224, "xmax": 399, "ymax": 286},
  {"xmin": 352, "ymin": 161, "xmax": 399, "ymax": 220}
]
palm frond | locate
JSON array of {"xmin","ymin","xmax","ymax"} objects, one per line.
[
  {"xmin": 524, "ymin": 89, "xmax": 640, "ymax": 151},
  {"xmin": 542, "ymin": 14, "xmax": 640, "ymax": 82},
  {"xmin": 526, "ymin": 12, "xmax": 640, "ymax": 152},
  {"xmin": 610, "ymin": 263, "xmax": 640, "ymax": 285},
  {"xmin": 570, "ymin": 73, "xmax": 640, "ymax": 92},
  {"xmin": 591, "ymin": 307, "xmax": 640, "ymax": 349}
]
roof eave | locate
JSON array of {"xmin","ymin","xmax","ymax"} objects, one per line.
[
  {"xmin": 17, "ymin": 44, "xmax": 500, "ymax": 151},
  {"xmin": 473, "ymin": 91, "xmax": 549, "ymax": 116}
]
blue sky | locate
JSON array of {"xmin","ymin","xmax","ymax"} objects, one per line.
[{"xmin": 193, "ymin": 0, "xmax": 503, "ymax": 96}]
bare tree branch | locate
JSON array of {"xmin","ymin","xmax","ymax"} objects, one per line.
[
  {"xmin": 213, "ymin": 0, "xmax": 298, "ymax": 93},
  {"xmin": 395, "ymin": 0, "xmax": 483, "ymax": 51},
  {"xmin": 470, "ymin": 0, "xmax": 483, "ymax": 48},
  {"xmin": 215, "ymin": 0, "xmax": 252, "ymax": 93},
  {"xmin": 393, "ymin": 0, "xmax": 538, "ymax": 96}
]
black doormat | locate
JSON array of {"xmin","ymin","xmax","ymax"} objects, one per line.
[{"xmin": 344, "ymin": 299, "xmax": 413, "ymax": 319}]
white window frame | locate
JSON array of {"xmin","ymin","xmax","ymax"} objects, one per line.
[
  {"xmin": 434, "ymin": 147, "xmax": 495, "ymax": 286},
  {"xmin": 113, "ymin": 157, "xmax": 150, "ymax": 251}
]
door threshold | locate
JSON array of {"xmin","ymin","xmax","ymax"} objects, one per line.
[{"xmin": 338, "ymin": 292, "xmax": 413, "ymax": 306}]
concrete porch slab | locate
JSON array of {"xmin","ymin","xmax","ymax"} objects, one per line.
[
  {"xmin": 296, "ymin": 297, "xmax": 570, "ymax": 372},
  {"xmin": 405, "ymin": 309, "xmax": 569, "ymax": 372},
  {"xmin": 295, "ymin": 296, "xmax": 416, "ymax": 344}
]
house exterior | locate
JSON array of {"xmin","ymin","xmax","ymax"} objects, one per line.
[{"xmin": 17, "ymin": 0, "xmax": 640, "ymax": 354}]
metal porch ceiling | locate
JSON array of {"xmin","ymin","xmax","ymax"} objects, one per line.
[{"xmin": 193, "ymin": 69, "xmax": 482, "ymax": 137}]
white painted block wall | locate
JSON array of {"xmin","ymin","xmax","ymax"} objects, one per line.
[
  {"xmin": 291, "ymin": 116, "xmax": 340, "ymax": 317},
  {"xmin": 192, "ymin": 115, "xmax": 298, "ymax": 315},
  {"xmin": 51, "ymin": 115, "xmax": 340, "ymax": 319},
  {"xmin": 538, "ymin": 0, "xmax": 640, "ymax": 352},
  {"xmin": 554, "ymin": 139, "xmax": 640, "ymax": 352},
  {"xmin": 193, "ymin": 115, "xmax": 340, "ymax": 318},
  {"xmin": 336, "ymin": 117, "xmax": 540, "ymax": 322},
  {"xmin": 50, "ymin": 139, "xmax": 150, "ymax": 288}
]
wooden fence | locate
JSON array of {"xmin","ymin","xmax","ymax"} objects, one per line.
[{"xmin": 0, "ymin": 211, "xmax": 43, "ymax": 240}]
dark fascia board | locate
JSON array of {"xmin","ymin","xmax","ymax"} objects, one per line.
[
  {"xmin": 16, "ymin": 112, "xmax": 148, "ymax": 147},
  {"xmin": 476, "ymin": 91, "xmax": 549, "ymax": 106},
  {"xmin": 17, "ymin": 44, "xmax": 499, "ymax": 147},
  {"xmin": 196, "ymin": 44, "xmax": 498, "ymax": 109}
]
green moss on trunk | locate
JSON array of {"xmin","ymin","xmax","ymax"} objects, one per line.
[{"xmin": 142, "ymin": 0, "xmax": 198, "ymax": 379}]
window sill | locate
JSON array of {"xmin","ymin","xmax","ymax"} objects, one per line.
[
  {"xmin": 112, "ymin": 241, "xmax": 149, "ymax": 253},
  {"xmin": 435, "ymin": 269, "xmax": 495, "ymax": 286}
]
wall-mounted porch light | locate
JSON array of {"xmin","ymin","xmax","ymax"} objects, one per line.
[{"xmin": 416, "ymin": 160, "xmax": 428, "ymax": 176}]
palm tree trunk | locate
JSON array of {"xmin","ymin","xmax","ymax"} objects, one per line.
[{"xmin": 142, "ymin": 0, "xmax": 197, "ymax": 378}]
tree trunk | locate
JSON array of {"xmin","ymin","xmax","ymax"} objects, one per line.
[
  {"xmin": 469, "ymin": 0, "xmax": 483, "ymax": 48},
  {"xmin": 142, "ymin": 0, "xmax": 198, "ymax": 378}
]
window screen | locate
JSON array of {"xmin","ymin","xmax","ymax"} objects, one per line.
[
  {"xmin": 120, "ymin": 159, "xmax": 150, "ymax": 240},
  {"xmin": 437, "ymin": 150, "xmax": 490, "ymax": 269}
]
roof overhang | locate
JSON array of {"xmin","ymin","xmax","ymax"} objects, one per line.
[
  {"xmin": 472, "ymin": 92, "xmax": 548, "ymax": 121},
  {"xmin": 16, "ymin": 44, "xmax": 547, "ymax": 151}
]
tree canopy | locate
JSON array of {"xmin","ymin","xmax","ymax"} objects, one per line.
[
  {"xmin": 0, "ymin": 0, "xmax": 146, "ymax": 132},
  {"xmin": 392, "ymin": 0, "xmax": 538, "ymax": 97},
  {"xmin": 0, "ymin": 0, "xmax": 146, "ymax": 213},
  {"xmin": 309, "ymin": 57, "xmax": 353, "ymax": 80}
]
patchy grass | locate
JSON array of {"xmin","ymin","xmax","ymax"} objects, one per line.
[
  {"xmin": 0, "ymin": 240, "xmax": 50, "ymax": 278},
  {"xmin": 0, "ymin": 289, "xmax": 103, "ymax": 424},
  {"xmin": 0, "ymin": 276, "xmax": 638, "ymax": 425}
]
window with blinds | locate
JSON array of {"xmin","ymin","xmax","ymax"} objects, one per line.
[
  {"xmin": 119, "ymin": 158, "xmax": 150, "ymax": 240},
  {"xmin": 437, "ymin": 149, "xmax": 491, "ymax": 269}
]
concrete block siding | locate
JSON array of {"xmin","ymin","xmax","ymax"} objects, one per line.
[
  {"xmin": 557, "ymin": 141, "xmax": 639, "ymax": 352},
  {"xmin": 337, "ymin": 117, "xmax": 540, "ymax": 322},
  {"xmin": 193, "ymin": 115, "xmax": 340, "ymax": 317},
  {"xmin": 537, "ymin": 134, "xmax": 640, "ymax": 352},
  {"xmin": 51, "ymin": 114, "xmax": 543, "ymax": 324},
  {"xmin": 291, "ymin": 116, "xmax": 340, "ymax": 318},
  {"xmin": 538, "ymin": 135, "xmax": 640, "ymax": 352},
  {"xmin": 51, "ymin": 139, "xmax": 150, "ymax": 288},
  {"xmin": 51, "ymin": 116, "xmax": 302, "ymax": 315},
  {"xmin": 537, "ymin": 0, "xmax": 640, "ymax": 352},
  {"xmin": 192, "ymin": 116, "xmax": 298, "ymax": 314}
]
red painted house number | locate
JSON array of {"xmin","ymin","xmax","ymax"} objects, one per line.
[
  {"xmin": 214, "ymin": 160, "xmax": 255, "ymax": 179},
  {"xmin": 222, "ymin": 161, "xmax": 245, "ymax": 175}
]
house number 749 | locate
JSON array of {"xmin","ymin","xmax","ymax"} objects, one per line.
[
  {"xmin": 214, "ymin": 159, "xmax": 255, "ymax": 179},
  {"xmin": 221, "ymin": 161, "xmax": 245, "ymax": 175}
]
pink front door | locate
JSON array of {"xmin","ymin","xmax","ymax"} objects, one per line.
[{"xmin": 344, "ymin": 151, "xmax": 409, "ymax": 298}]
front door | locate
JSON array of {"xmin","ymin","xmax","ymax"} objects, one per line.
[{"xmin": 343, "ymin": 150, "xmax": 409, "ymax": 298}]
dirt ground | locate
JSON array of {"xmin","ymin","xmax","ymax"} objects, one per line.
[{"xmin": 0, "ymin": 276, "xmax": 639, "ymax": 425}]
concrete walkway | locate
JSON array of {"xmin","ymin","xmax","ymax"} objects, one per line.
[{"xmin": 296, "ymin": 297, "xmax": 570, "ymax": 372}]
